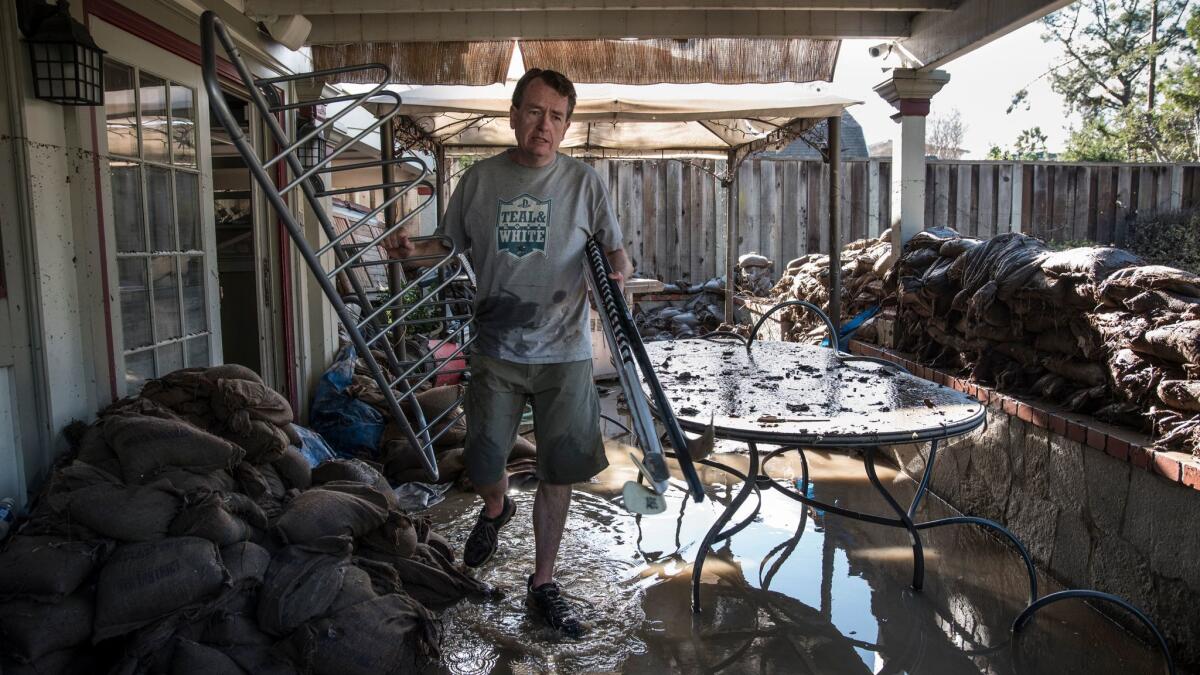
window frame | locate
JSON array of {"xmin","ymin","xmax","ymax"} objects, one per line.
[{"xmin": 92, "ymin": 18, "xmax": 221, "ymax": 395}]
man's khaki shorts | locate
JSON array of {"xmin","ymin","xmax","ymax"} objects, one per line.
[{"xmin": 464, "ymin": 354, "xmax": 608, "ymax": 486}]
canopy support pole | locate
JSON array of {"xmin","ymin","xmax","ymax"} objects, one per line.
[
  {"xmin": 723, "ymin": 150, "xmax": 738, "ymax": 326},
  {"xmin": 434, "ymin": 143, "xmax": 448, "ymax": 221},
  {"xmin": 827, "ymin": 114, "xmax": 842, "ymax": 333}
]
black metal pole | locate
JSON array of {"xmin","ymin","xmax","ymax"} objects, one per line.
[{"xmin": 827, "ymin": 115, "xmax": 842, "ymax": 335}]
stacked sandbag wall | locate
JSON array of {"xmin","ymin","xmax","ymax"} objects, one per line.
[
  {"xmin": 0, "ymin": 365, "xmax": 489, "ymax": 674},
  {"xmin": 769, "ymin": 227, "xmax": 1200, "ymax": 458}
]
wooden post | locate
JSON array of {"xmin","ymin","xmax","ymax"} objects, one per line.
[
  {"xmin": 724, "ymin": 150, "xmax": 738, "ymax": 326},
  {"xmin": 828, "ymin": 115, "xmax": 842, "ymax": 334},
  {"xmin": 434, "ymin": 143, "xmax": 448, "ymax": 222},
  {"xmin": 1009, "ymin": 162, "xmax": 1023, "ymax": 232}
]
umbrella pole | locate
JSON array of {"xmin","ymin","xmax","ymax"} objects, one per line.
[
  {"xmin": 827, "ymin": 114, "xmax": 842, "ymax": 335},
  {"xmin": 724, "ymin": 150, "xmax": 738, "ymax": 325}
]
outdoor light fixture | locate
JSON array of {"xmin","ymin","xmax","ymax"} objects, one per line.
[
  {"xmin": 18, "ymin": 0, "xmax": 105, "ymax": 106},
  {"xmin": 296, "ymin": 117, "xmax": 328, "ymax": 170}
]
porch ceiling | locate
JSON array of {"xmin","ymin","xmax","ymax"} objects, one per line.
[{"xmin": 244, "ymin": 0, "xmax": 1071, "ymax": 72}]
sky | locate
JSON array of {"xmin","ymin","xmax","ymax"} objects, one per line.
[{"xmin": 831, "ymin": 22, "xmax": 1077, "ymax": 158}]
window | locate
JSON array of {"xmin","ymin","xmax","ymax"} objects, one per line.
[{"xmin": 104, "ymin": 59, "xmax": 209, "ymax": 390}]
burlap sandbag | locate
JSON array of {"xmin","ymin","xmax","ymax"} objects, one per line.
[
  {"xmin": 413, "ymin": 385, "xmax": 467, "ymax": 448},
  {"xmin": 366, "ymin": 543, "xmax": 491, "ymax": 609},
  {"xmin": 311, "ymin": 458, "xmax": 387, "ymax": 487},
  {"xmin": 256, "ymin": 536, "xmax": 352, "ymax": 636},
  {"xmin": 204, "ymin": 364, "xmax": 263, "ymax": 385},
  {"xmin": 0, "ymin": 536, "xmax": 108, "ymax": 601},
  {"xmin": 153, "ymin": 468, "xmax": 238, "ymax": 494},
  {"xmin": 221, "ymin": 542, "xmax": 271, "ymax": 589},
  {"xmin": 274, "ymin": 482, "xmax": 390, "ymax": 544},
  {"xmin": 328, "ymin": 565, "xmax": 378, "ymax": 615},
  {"xmin": 358, "ymin": 511, "xmax": 419, "ymax": 561},
  {"xmin": 53, "ymin": 460, "xmax": 121, "ymax": 492},
  {"xmin": 212, "ymin": 379, "xmax": 293, "ymax": 432},
  {"xmin": 1040, "ymin": 357, "xmax": 1107, "ymax": 387},
  {"xmin": 61, "ymin": 480, "xmax": 181, "ymax": 542},
  {"xmin": 221, "ymin": 420, "xmax": 290, "ymax": 465},
  {"xmin": 272, "ymin": 446, "xmax": 311, "ymax": 491},
  {"xmin": 1132, "ymin": 321, "xmax": 1200, "ymax": 365},
  {"xmin": 1041, "ymin": 246, "xmax": 1141, "ymax": 283},
  {"xmin": 104, "ymin": 414, "xmax": 244, "ymax": 483},
  {"xmin": 141, "ymin": 368, "xmax": 215, "ymax": 411},
  {"xmin": 171, "ymin": 637, "xmax": 248, "ymax": 675},
  {"xmin": 1157, "ymin": 380, "xmax": 1200, "ymax": 412},
  {"xmin": 199, "ymin": 592, "xmax": 273, "ymax": 648},
  {"xmin": 169, "ymin": 490, "xmax": 252, "ymax": 546},
  {"xmin": 221, "ymin": 645, "xmax": 299, "ymax": 675},
  {"xmin": 94, "ymin": 537, "xmax": 227, "ymax": 641},
  {"xmin": 0, "ymin": 647, "xmax": 90, "ymax": 675},
  {"xmin": 1100, "ymin": 265, "xmax": 1200, "ymax": 306},
  {"xmin": 286, "ymin": 593, "xmax": 439, "ymax": 675},
  {"xmin": 0, "ymin": 594, "xmax": 93, "ymax": 662},
  {"xmin": 74, "ymin": 424, "xmax": 122, "ymax": 478}
]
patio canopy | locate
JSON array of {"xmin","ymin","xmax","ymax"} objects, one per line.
[{"xmin": 379, "ymin": 82, "xmax": 858, "ymax": 166}]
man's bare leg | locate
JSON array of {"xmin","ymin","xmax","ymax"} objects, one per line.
[
  {"xmin": 477, "ymin": 473, "xmax": 510, "ymax": 519},
  {"xmin": 531, "ymin": 481, "xmax": 572, "ymax": 587}
]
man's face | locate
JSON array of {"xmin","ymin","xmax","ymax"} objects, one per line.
[{"xmin": 509, "ymin": 78, "xmax": 571, "ymax": 166}]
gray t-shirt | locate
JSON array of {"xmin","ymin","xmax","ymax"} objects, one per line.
[{"xmin": 437, "ymin": 151, "xmax": 623, "ymax": 364}]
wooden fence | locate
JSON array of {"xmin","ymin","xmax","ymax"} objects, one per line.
[{"xmin": 447, "ymin": 158, "xmax": 1200, "ymax": 284}]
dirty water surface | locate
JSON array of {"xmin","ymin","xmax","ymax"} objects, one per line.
[{"xmin": 424, "ymin": 390, "xmax": 1172, "ymax": 675}]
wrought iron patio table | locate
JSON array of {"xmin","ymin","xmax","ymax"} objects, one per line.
[{"xmin": 640, "ymin": 336, "xmax": 1025, "ymax": 613}]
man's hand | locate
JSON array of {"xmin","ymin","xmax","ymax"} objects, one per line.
[
  {"xmin": 382, "ymin": 229, "xmax": 415, "ymax": 260},
  {"xmin": 608, "ymin": 270, "xmax": 625, "ymax": 292},
  {"xmin": 605, "ymin": 247, "xmax": 633, "ymax": 293}
]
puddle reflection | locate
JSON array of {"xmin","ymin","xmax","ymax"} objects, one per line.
[{"xmin": 425, "ymin": 391, "xmax": 1170, "ymax": 674}]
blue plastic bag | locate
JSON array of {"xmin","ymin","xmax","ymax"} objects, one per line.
[
  {"xmin": 291, "ymin": 423, "xmax": 338, "ymax": 467},
  {"xmin": 308, "ymin": 344, "xmax": 384, "ymax": 459}
]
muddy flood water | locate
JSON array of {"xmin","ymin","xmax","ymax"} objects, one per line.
[{"xmin": 424, "ymin": 389, "xmax": 1173, "ymax": 675}]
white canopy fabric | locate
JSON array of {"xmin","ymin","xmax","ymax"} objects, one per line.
[{"xmin": 380, "ymin": 82, "xmax": 858, "ymax": 163}]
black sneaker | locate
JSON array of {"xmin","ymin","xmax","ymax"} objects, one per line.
[
  {"xmin": 463, "ymin": 496, "xmax": 515, "ymax": 568},
  {"xmin": 526, "ymin": 576, "xmax": 586, "ymax": 638}
]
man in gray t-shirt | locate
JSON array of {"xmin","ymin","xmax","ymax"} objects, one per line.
[{"xmin": 389, "ymin": 68, "xmax": 631, "ymax": 638}]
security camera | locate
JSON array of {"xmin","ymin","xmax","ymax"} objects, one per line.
[{"xmin": 868, "ymin": 42, "xmax": 893, "ymax": 58}]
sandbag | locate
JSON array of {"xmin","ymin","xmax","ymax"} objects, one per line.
[
  {"xmin": 1041, "ymin": 246, "xmax": 1141, "ymax": 283},
  {"xmin": 169, "ymin": 491, "xmax": 251, "ymax": 546},
  {"xmin": 0, "ymin": 647, "xmax": 90, "ymax": 675},
  {"xmin": 94, "ymin": 537, "xmax": 227, "ymax": 641},
  {"xmin": 1157, "ymin": 380, "xmax": 1200, "ymax": 412},
  {"xmin": 273, "ymin": 447, "xmax": 311, "ymax": 491},
  {"xmin": 0, "ymin": 536, "xmax": 107, "ymax": 601},
  {"xmin": 274, "ymin": 482, "xmax": 390, "ymax": 544},
  {"xmin": 104, "ymin": 414, "xmax": 244, "ymax": 483},
  {"xmin": 328, "ymin": 565, "xmax": 378, "ymax": 614},
  {"xmin": 311, "ymin": 458, "xmax": 387, "ymax": 487},
  {"xmin": 222, "ymin": 645, "xmax": 299, "ymax": 675},
  {"xmin": 204, "ymin": 364, "xmax": 263, "ymax": 385},
  {"xmin": 0, "ymin": 594, "xmax": 93, "ymax": 662},
  {"xmin": 74, "ymin": 425, "xmax": 121, "ymax": 477},
  {"xmin": 53, "ymin": 460, "xmax": 121, "ymax": 492},
  {"xmin": 286, "ymin": 594, "xmax": 438, "ymax": 675},
  {"xmin": 1132, "ymin": 321, "xmax": 1200, "ymax": 365},
  {"xmin": 509, "ymin": 435, "xmax": 537, "ymax": 461},
  {"xmin": 171, "ymin": 637, "xmax": 247, "ymax": 675},
  {"xmin": 436, "ymin": 448, "xmax": 466, "ymax": 484},
  {"xmin": 221, "ymin": 420, "xmax": 290, "ymax": 464},
  {"xmin": 358, "ymin": 511, "xmax": 419, "ymax": 561},
  {"xmin": 61, "ymin": 480, "xmax": 181, "ymax": 542},
  {"xmin": 372, "ymin": 543, "xmax": 491, "ymax": 609},
  {"xmin": 256, "ymin": 536, "xmax": 352, "ymax": 636},
  {"xmin": 1100, "ymin": 265, "xmax": 1200, "ymax": 305},
  {"xmin": 154, "ymin": 468, "xmax": 238, "ymax": 494},
  {"xmin": 141, "ymin": 368, "xmax": 215, "ymax": 411},
  {"xmin": 211, "ymin": 379, "xmax": 293, "ymax": 431},
  {"xmin": 1040, "ymin": 357, "xmax": 1107, "ymax": 387},
  {"xmin": 221, "ymin": 542, "xmax": 271, "ymax": 588}
]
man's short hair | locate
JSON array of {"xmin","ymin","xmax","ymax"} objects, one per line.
[{"xmin": 511, "ymin": 68, "xmax": 577, "ymax": 119}]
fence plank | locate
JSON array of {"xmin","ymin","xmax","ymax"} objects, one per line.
[
  {"xmin": 956, "ymin": 164, "xmax": 973, "ymax": 235},
  {"xmin": 934, "ymin": 163, "xmax": 951, "ymax": 228},
  {"xmin": 977, "ymin": 164, "xmax": 994, "ymax": 239},
  {"xmin": 780, "ymin": 161, "xmax": 799, "ymax": 265},
  {"xmin": 715, "ymin": 161, "xmax": 728, "ymax": 284},
  {"xmin": 664, "ymin": 161, "xmax": 683, "ymax": 281},
  {"xmin": 759, "ymin": 160, "xmax": 779, "ymax": 262},
  {"xmin": 997, "ymin": 163, "xmax": 1013, "ymax": 233}
]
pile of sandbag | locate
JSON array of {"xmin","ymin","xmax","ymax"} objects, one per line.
[
  {"xmin": 635, "ymin": 293, "xmax": 726, "ymax": 341},
  {"xmin": 311, "ymin": 345, "xmax": 537, "ymax": 488},
  {"xmin": 889, "ymin": 229, "xmax": 1200, "ymax": 455},
  {"xmin": 0, "ymin": 364, "xmax": 490, "ymax": 674},
  {"xmin": 768, "ymin": 229, "xmax": 896, "ymax": 343}
]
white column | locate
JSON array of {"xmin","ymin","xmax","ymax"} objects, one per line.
[
  {"xmin": 872, "ymin": 68, "xmax": 950, "ymax": 254},
  {"xmin": 891, "ymin": 114, "xmax": 927, "ymax": 248}
]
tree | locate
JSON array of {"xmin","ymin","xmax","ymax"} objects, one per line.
[
  {"xmin": 1040, "ymin": 0, "xmax": 1198, "ymax": 161},
  {"xmin": 987, "ymin": 127, "xmax": 1051, "ymax": 160},
  {"xmin": 927, "ymin": 109, "xmax": 967, "ymax": 159}
]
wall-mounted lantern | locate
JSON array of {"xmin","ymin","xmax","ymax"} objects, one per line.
[
  {"xmin": 18, "ymin": 0, "xmax": 106, "ymax": 106},
  {"xmin": 296, "ymin": 117, "xmax": 328, "ymax": 170}
]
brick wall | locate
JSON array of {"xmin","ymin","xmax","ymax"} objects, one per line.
[{"xmin": 850, "ymin": 340, "xmax": 1200, "ymax": 666}]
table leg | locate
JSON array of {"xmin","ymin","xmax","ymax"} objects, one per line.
[
  {"xmin": 862, "ymin": 447, "xmax": 925, "ymax": 591},
  {"xmin": 692, "ymin": 441, "xmax": 761, "ymax": 614},
  {"xmin": 906, "ymin": 439, "xmax": 939, "ymax": 520}
]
